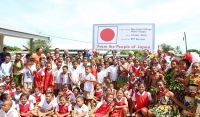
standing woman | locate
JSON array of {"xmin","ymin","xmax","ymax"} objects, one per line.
[
  {"xmin": 148, "ymin": 80, "xmax": 186, "ymax": 117},
  {"xmin": 13, "ymin": 53, "xmax": 23, "ymax": 85}
]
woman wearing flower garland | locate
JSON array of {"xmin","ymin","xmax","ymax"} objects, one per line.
[{"xmin": 148, "ymin": 80, "xmax": 186, "ymax": 117}]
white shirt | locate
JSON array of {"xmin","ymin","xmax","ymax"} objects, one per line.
[
  {"xmin": 0, "ymin": 108, "xmax": 18, "ymax": 117},
  {"xmin": 96, "ymin": 71, "xmax": 105, "ymax": 84},
  {"xmin": 0, "ymin": 62, "xmax": 12, "ymax": 77},
  {"xmin": 28, "ymin": 95, "xmax": 36, "ymax": 104},
  {"xmin": 74, "ymin": 104, "xmax": 89, "ymax": 117},
  {"xmin": 14, "ymin": 92, "xmax": 22, "ymax": 103},
  {"xmin": 16, "ymin": 101, "xmax": 34, "ymax": 111},
  {"xmin": 102, "ymin": 67, "xmax": 111, "ymax": 78},
  {"xmin": 39, "ymin": 99, "xmax": 57, "ymax": 111},
  {"xmin": 22, "ymin": 66, "xmax": 36, "ymax": 83},
  {"xmin": 70, "ymin": 67, "xmax": 80, "ymax": 83},
  {"xmin": 62, "ymin": 72, "xmax": 71, "ymax": 85},
  {"xmin": 109, "ymin": 65, "xmax": 118, "ymax": 81},
  {"xmin": 53, "ymin": 67, "xmax": 63, "ymax": 83},
  {"xmin": 132, "ymin": 91, "xmax": 152, "ymax": 101},
  {"xmin": 83, "ymin": 73, "xmax": 96, "ymax": 92}
]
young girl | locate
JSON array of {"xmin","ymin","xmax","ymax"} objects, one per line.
[
  {"xmin": 72, "ymin": 96, "xmax": 89, "ymax": 117},
  {"xmin": 94, "ymin": 83, "xmax": 103, "ymax": 102},
  {"xmin": 90, "ymin": 93, "xmax": 114, "ymax": 117},
  {"xmin": 17, "ymin": 94, "xmax": 34, "ymax": 117},
  {"xmin": 43, "ymin": 63, "xmax": 54, "ymax": 92},
  {"xmin": 32, "ymin": 87, "xmax": 44, "ymax": 105},
  {"xmin": 129, "ymin": 59, "xmax": 141, "ymax": 77},
  {"xmin": 132, "ymin": 83, "xmax": 152, "ymax": 117},
  {"xmin": 111, "ymin": 89, "xmax": 128, "ymax": 117},
  {"xmin": 109, "ymin": 83, "xmax": 117, "ymax": 97},
  {"xmin": 55, "ymin": 95, "xmax": 72, "ymax": 117},
  {"xmin": 128, "ymin": 73, "xmax": 138, "ymax": 90},
  {"xmin": 34, "ymin": 63, "xmax": 44, "ymax": 90}
]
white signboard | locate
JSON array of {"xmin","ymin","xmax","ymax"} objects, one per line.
[{"xmin": 93, "ymin": 23, "xmax": 155, "ymax": 51}]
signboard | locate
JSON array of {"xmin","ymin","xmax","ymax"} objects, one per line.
[{"xmin": 93, "ymin": 23, "xmax": 155, "ymax": 51}]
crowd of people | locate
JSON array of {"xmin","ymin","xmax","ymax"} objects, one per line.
[{"xmin": 0, "ymin": 46, "xmax": 200, "ymax": 117}]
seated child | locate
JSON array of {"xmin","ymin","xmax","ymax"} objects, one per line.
[
  {"xmin": 132, "ymin": 83, "xmax": 152, "ymax": 117},
  {"xmin": 90, "ymin": 93, "xmax": 114, "ymax": 117},
  {"xmin": 55, "ymin": 95, "xmax": 72, "ymax": 117},
  {"xmin": 72, "ymin": 96, "xmax": 89, "ymax": 117},
  {"xmin": 94, "ymin": 83, "xmax": 103, "ymax": 102},
  {"xmin": 36, "ymin": 92, "xmax": 57, "ymax": 117},
  {"xmin": 17, "ymin": 94, "xmax": 34, "ymax": 117},
  {"xmin": 111, "ymin": 89, "xmax": 128, "ymax": 117},
  {"xmin": 32, "ymin": 87, "xmax": 44, "ymax": 105}
]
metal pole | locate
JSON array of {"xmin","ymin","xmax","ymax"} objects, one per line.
[{"xmin": 184, "ymin": 32, "xmax": 187, "ymax": 52}]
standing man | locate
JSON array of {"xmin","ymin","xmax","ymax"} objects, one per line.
[
  {"xmin": 0, "ymin": 47, "xmax": 11, "ymax": 65},
  {"xmin": 32, "ymin": 48, "xmax": 44, "ymax": 64}
]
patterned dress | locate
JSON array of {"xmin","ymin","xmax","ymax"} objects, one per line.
[{"xmin": 150, "ymin": 89, "xmax": 180, "ymax": 117}]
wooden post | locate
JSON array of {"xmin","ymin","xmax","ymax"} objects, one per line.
[
  {"xmin": 30, "ymin": 38, "xmax": 34, "ymax": 52},
  {"xmin": 0, "ymin": 34, "xmax": 4, "ymax": 52}
]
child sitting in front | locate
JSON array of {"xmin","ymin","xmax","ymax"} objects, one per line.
[
  {"xmin": 36, "ymin": 92, "xmax": 57, "ymax": 117},
  {"xmin": 17, "ymin": 94, "xmax": 34, "ymax": 117},
  {"xmin": 55, "ymin": 95, "xmax": 72, "ymax": 117},
  {"xmin": 72, "ymin": 96, "xmax": 89, "ymax": 117},
  {"xmin": 111, "ymin": 89, "xmax": 128, "ymax": 117},
  {"xmin": 94, "ymin": 83, "xmax": 103, "ymax": 102},
  {"xmin": 32, "ymin": 87, "xmax": 44, "ymax": 105},
  {"xmin": 132, "ymin": 83, "xmax": 152, "ymax": 117},
  {"xmin": 90, "ymin": 93, "xmax": 114, "ymax": 117}
]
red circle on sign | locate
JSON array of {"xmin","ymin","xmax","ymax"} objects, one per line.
[{"xmin": 100, "ymin": 28, "xmax": 115, "ymax": 42}]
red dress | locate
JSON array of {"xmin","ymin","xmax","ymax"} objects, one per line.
[
  {"xmin": 131, "ymin": 66, "xmax": 141, "ymax": 76},
  {"xmin": 19, "ymin": 102, "xmax": 31, "ymax": 117},
  {"xmin": 33, "ymin": 93, "xmax": 42, "ymax": 103},
  {"xmin": 135, "ymin": 91, "xmax": 150, "ymax": 113},
  {"xmin": 43, "ymin": 69, "xmax": 54, "ymax": 91},
  {"xmin": 34, "ymin": 69, "xmax": 44, "ymax": 88},
  {"xmin": 94, "ymin": 90, "xmax": 103, "ymax": 100},
  {"xmin": 94, "ymin": 101, "xmax": 112, "ymax": 117},
  {"xmin": 58, "ymin": 103, "xmax": 70, "ymax": 114},
  {"xmin": 111, "ymin": 97, "xmax": 127, "ymax": 117}
]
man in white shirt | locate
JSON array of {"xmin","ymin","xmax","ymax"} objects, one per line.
[
  {"xmin": 53, "ymin": 61, "xmax": 63, "ymax": 91},
  {"xmin": 109, "ymin": 59, "xmax": 119, "ymax": 88},
  {"xmin": 0, "ymin": 100, "xmax": 18, "ymax": 117},
  {"xmin": 70, "ymin": 61, "xmax": 81, "ymax": 89},
  {"xmin": 0, "ymin": 55, "xmax": 13, "ymax": 81}
]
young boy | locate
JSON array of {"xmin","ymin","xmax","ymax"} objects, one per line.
[
  {"xmin": 37, "ymin": 92, "xmax": 57, "ymax": 117},
  {"xmin": 72, "ymin": 96, "xmax": 89, "ymax": 117},
  {"xmin": 61, "ymin": 65, "xmax": 72, "ymax": 90},
  {"xmin": 83, "ymin": 66, "xmax": 96, "ymax": 109},
  {"xmin": 22, "ymin": 60, "xmax": 36, "ymax": 89}
]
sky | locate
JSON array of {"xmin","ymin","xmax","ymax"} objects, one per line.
[{"xmin": 0, "ymin": 0, "xmax": 200, "ymax": 51}]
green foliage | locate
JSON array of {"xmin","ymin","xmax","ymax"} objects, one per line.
[
  {"xmin": 159, "ymin": 43, "xmax": 182, "ymax": 55},
  {"xmin": 3, "ymin": 45, "xmax": 22, "ymax": 51},
  {"xmin": 28, "ymin": 39, "xmax": 51, "ymax": 53},
  {"xmin": 160, "ymin": 43, "xmax": 174, "ymax": 53},
  {"xmin": 188, "ymin": 49, "xmax": 200, "ymax": 55}
]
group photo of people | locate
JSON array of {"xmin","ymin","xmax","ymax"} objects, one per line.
[{"xmin": 0, "ymin": 46, "xmax": 200, "ymax": 117}]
